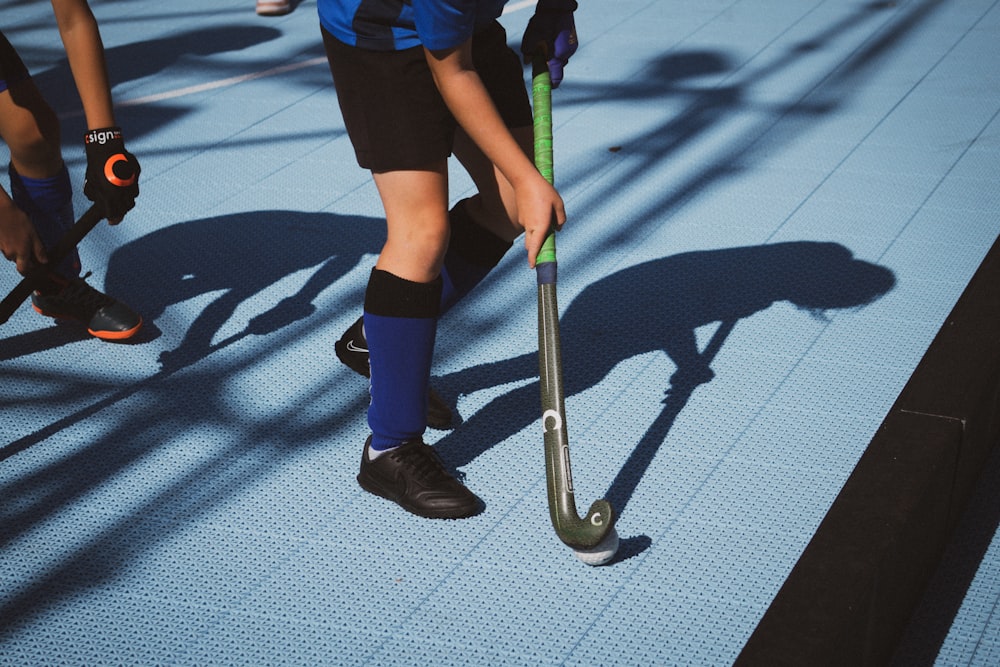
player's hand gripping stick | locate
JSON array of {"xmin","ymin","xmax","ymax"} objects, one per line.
[
  {"xmin": 84, "ymin": 127, "xmax": 140, "ymax": 222},
  {"xmin": 520, "ymin": 0, "xmax": 578, "ymax": 89},
  {"xmin": 0, "ymin": 205, "xmax": 103, "ymax": 325},
  {"xmin": 532, "ymin": 58, "xmax": 618, "ymax": 564}
]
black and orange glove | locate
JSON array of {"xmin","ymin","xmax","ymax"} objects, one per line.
[{"xmin": 83, "ymin": 127, "xmax": 140, "ymax": 222}]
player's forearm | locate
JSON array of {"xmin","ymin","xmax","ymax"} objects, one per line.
[
  {"xmin": 50, "ymin": 0, "xmax": 116, "ymax": 129},
  {"xmin": 424, "ymin": 44, "xmax": 539, "ymax": 189}
]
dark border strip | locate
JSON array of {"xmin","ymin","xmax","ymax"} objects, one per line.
[{"xmin": 736, "ymin": 233, "xmax": 1000, "ymax": 667}]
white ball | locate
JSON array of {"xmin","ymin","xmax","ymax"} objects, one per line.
[{"xmin": 574, "ymin": 527, "xmax": 619, "ymax": 566}]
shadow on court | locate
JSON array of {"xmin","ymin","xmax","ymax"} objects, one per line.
[
  {"xmin": 0, "ymin": 209, "xmax": 382, "ymax": 626},
  {"xmin": 103, "ymin": 210, "xmax": 381, "ymax": 370},
  {"xmin": 0, "ymin": 210, "xmax": 381, "ymax": 365},
  {"xmin": 32, "ymin": 25, "xmax": 283, "ymax": 108},
  {"xmin": 2, "ymin": 209, "xmax": 382, "ymax": 465},
  {"xmin": 434, "ymin": 242, "xmax": 896, "ymax": 519}
]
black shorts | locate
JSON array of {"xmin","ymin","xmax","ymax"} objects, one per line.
[
  {"xmin": 322, "ymin": 21, "xmax": 532, "ymax": 172},
  {"xmin": 0, "ymin": 31, "xmax": 30, "ymax": 93}
]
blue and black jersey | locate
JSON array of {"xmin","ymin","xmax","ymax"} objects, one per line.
[{"xmin": 318, "ymin": 0, "xmax": 508, "ymax": 51}]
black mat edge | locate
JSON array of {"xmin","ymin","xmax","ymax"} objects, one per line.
[{"xmin": 735, "ymin": 233, "xmax": 1000, "ymax": 667}]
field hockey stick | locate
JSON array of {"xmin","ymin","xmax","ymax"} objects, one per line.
[
  {"xmin": 0, "ymin": 204, "xmax": 103, "ymax": 325},
  {"xmin": 532, "ymin": 58, "xmax": 617, "ymax": 554}
]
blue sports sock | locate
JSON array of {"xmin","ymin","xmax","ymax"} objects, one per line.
[
  {"xmin": 364, "ymin": 269, "xmax": 442, "ymax": 453},
  {"xmin": 8, "ymin": 162, "xmax": 79, "ymax": 279},
  {"xmin": 439, "ymin": 198, "xmax": 512, "ymax": 313}
]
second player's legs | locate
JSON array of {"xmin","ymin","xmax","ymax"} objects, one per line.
[
  {"xmin": 0, "ymin": 78, "xmax": 63, "ymax": 179},
  {"xmin": 0, "ymin": 77, "xmax": 79, "ymax": 278}
]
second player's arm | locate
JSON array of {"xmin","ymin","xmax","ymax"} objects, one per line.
[{"xmin": 50, "ymin": 0, "xmax": 116, "ymax": 130}]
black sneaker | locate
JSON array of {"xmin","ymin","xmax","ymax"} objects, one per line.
[
  {"xmin": 336, "ymin": 317, "xmax": 454, "ymax": 429},
  {"xmin": 32, "ymin": 272, "xmax": 143, "ymax": 341},
  {"xmin": 334, "ymin": 319, "xmax": 371, "ymax": 376},
  {"xmin": 357, "ymin": 436, "xmax": 482, "ymax": 519}
]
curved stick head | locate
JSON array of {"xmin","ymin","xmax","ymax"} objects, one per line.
[{"xmin": 554, "ymin": 498, "xmax": 616, "ymax": 549}]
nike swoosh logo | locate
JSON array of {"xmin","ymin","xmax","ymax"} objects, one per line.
[{"xmin": 345, "ymin": 339, "xmax": 368, "ymax": 354}]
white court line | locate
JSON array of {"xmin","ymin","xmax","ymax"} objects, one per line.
[
  {"xmin": 116, "ymin": 57, "xmax": 329, "ymax": 107},
  {"xmin": 502, "ymin": 0, "xmax": 538, "ymax": 14},
  {"xmin": 109, "ymin": 2, "xmax": 537, "ymax": 110}
]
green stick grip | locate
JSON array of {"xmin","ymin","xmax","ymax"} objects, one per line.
[{"xmin": 532, "ymin": 63, "xmax": 557, "ymax": 266}]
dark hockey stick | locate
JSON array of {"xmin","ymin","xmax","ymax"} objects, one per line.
[
  {"xmin": 532, "ymin": 59, "xmax": 616, "ymax": 554},
  {"xmin": 0, "ymin": 204, "xmax": 102, "ymax": 325}
]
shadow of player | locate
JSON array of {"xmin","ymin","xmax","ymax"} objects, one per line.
[
  {"xmin": 434, "ymin": 241, "xmax": 896, "ymax": 496},
  {"xmin": 104, "ymin": 210, "xmax": 382, "ymax": 370}
]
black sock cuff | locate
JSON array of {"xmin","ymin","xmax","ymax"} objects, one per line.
[
  {"xmin": 449, "ymin": 198, "xmax": 513, "ymax": 269},
  {"xmin": 364, "ymin": 269, "xmax": 442, "ymax": 318}
]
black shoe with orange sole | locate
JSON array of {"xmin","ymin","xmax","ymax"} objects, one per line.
[{"xmin": 32, "ymin": 272, "xmax": 142, "ymax": 341}]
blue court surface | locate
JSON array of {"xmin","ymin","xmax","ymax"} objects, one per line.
[{"xmin": 2, "ymin": 1, "xmax": 998, "ymax": 665}]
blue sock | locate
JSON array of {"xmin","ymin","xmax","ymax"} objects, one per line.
[
  {"xmin": 8, "ymin": 162, "xmax": 79, "ymax": 279},
  {"xmin": 364, "ymin": 269, "xmax": 442, "ymax": 453},
  {"xmin": 439, "ymin": 198, "xmax": 512, "ymax": 313}
]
